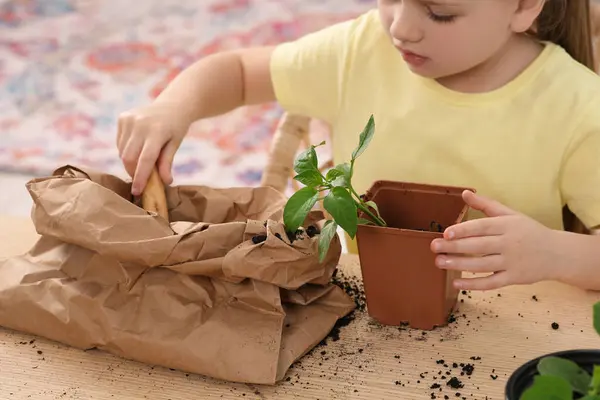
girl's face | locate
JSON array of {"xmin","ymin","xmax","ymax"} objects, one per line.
[{"xmin": 377, "ymin": 0, "xmax": 542, "ymax": 80}]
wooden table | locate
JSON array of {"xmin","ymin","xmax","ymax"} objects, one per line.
[{"xmin": 1, "ymin": 214, "xmax": 599, "ymax": 400}]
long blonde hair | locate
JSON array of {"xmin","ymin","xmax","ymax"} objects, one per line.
[
  {"xmin": 535, "ymin": 0, "xmax": 595, "ymax": 70},
  {"xmin": 535, "ymin": 0, "xmax": 595, "ymax": 232}
]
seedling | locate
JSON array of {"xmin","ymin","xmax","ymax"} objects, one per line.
[
  {"xmin": 520, "ymin": 301, "xmax": 600, "ymax": 400},
  {"xmin": 283, "ymin": 114, "xmax": 386, "ymax": 262}
]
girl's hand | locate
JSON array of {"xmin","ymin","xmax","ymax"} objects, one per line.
[
  {"xmin": 430, "ymin": 190, "xmax": 563, "ymax": 291},
  {"xmin": 116, "ymin": 101, "xmax": 195, "ymax": 196}
]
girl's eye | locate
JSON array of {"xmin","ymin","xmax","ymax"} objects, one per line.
[{"xmin": 427, "ymin": 10, "xmax": 456, "ymax": 23}]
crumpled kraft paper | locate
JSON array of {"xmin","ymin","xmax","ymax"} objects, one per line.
[{"xmin": 0, "ymin": 165, "xmax": 355, "ymax": 385}]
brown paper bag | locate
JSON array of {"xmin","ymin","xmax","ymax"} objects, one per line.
[{"xmin": 0, "ymin": 165, "xmax": 355, "ymax": 385}]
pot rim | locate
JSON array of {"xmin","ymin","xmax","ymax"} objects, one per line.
[
  {"xmin": 357, "ymin": 223, "xmax": 444, "ymax": 237},
  {"xmin": 364, "ymin": 179, "xmax": 476, "ymax": 196},
  {"xmin": 360, "ymin": 180, "xmax": 474, "ymax": 231}
]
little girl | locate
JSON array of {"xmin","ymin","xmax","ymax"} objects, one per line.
[{"xmin": 116, "ymin": 0, "xmax": 600, "ymax": 292}]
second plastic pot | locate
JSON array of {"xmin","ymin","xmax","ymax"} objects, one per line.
[
  {"xmin": 355, "ymin": 180, "xmax": 472, "ymax": 330},
  {"xmin": 505, "ymin": 349, "xmax": 600, "ymax": 399}
]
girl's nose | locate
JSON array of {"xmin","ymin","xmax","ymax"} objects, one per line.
[{"xmin": 389, "ymin": 4, "xmax": 424, "ymax": 44}]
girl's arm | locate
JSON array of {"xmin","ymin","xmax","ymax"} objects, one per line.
[
  {"xmin": 117, "ymin": 46, "xmax": 277, "ymax": 195},
  {"xmin": 152, "ymin": 46, "xmax": 277, "ymax": 119},
  {"xmin": 551, "ymin": 229, "xmax": 600, "ymax": 291}
]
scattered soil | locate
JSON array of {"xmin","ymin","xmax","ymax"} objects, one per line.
[
  {"xmin": 306, "ymin": 225, "xmax": 319, "ymax": 237},
  {"xmin": 315, "ymin": 268, "xmax": 367, "ymax": 348},
  {"xmin": 461, "ymin": 364, "xmax": 474, "ymax": 376},
  {"xmin": 332, "ymin": 268, "xmax": 367, "ymax": 312},
  {"xmin": 417, "ymin": 357, "xmax": 483, "ymax": 399},
  {"xmin": 305, "ymin": 289, "xmax": 487, "ymax": 398},
  {"xmin": 413, "ymin": 221, "xmax": 445, "ymax": 233},
  {"xmin": 447, "ymin": 377, "xmax": 464, "ymax": 389},
  {"xmin": 253, "ymin": 225, "xmax": 319, "ymax": 245},
  {"xmin": 430, "ymin": 221, "xmax": 444, "ymax": 233},
  {"xmin": 251, "ymin": 235, "xmax": 267, "ymax": 244},
  {"xmin": 321, "ymin": 316, "xmax": 354, "ymax": 345},
  {"xmin": 285, "ymin": 228, "xmax": 310, "ymax": 243}
]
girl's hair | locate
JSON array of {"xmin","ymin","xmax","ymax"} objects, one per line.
[
  {"xmin": 536, "ymin": 1, "xmax": 595, "ymax": 233},
  {"xmin": 535, "ymin": 0, "xmax": 595, "ymax": 70}
]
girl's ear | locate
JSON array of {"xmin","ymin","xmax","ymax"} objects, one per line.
[{"xmin": 511, "ymin": 0, "xmax": 545, "ymax": 33}]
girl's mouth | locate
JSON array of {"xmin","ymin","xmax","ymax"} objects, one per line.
[{"xmin": 398, "ymin": 48, "xmax": 428, "ymax": 67}]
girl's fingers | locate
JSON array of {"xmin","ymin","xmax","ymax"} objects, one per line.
[
  {"xmin": 431, "ymin": 235, "xmax": 502, "ymax": 256},
  {"xmin": 453, "ymin": 271, "xmax": 510, "ymax": 291},
  {"xmin": 157, "ymin": 139, "xmax": 179, "ymax": 185},
  {"xmin": 132, "ymin": 138, "xmax": 164, "ymax": 196},
  {"xmin": 120, "ymin": 131, "xmax": 144, "ymax": 181},
  {"xmin": 436, "ymin": 254, "xmax": 504, "ymax": 273},
  {"xmin": 444, "ymin": 217, "xmax": 504, "ymax": 240}
]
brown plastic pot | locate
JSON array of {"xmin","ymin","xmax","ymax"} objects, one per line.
[{"xmin": 355, "ymin": 180, "xmax": 473, "ymax": 330}]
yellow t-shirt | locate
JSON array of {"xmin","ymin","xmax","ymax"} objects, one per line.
[{"xmin": 269, "ymin": 8, "xmax": 600, "ymax": 233}]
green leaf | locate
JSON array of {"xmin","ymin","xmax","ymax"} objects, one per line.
[
  {"xmin": 283, "ymin": 187, "xmax": 319, "ymax": 234},
  {"xmin": 589, "ymin": 365, "xmax": 600, "ymax": 395},
  {"xmin": 326, "ymin": 163, "xmax": 352, "ymax": 188},
  {"xmin": 358, "ymin": 218, "xmax": 375, "ymax": 225},
  {"xmin": 580, "ymin": 395, "xmax": 600, "ymax": 399},
  {"xmin": 365, "ymin": 200, "xmax": 381, "ymax": 217},
  {"xmin": 318, "ymin": 220, "xmax": 338, "ymax": 262},
  {"xmin": 520, "ymin": 375, "xmax": 572, "ymax": 400},
  {"xmin": 293, "ymin": 147, "xmax": 318, "ymax": 175},
  {"xmin": 351, "ymin": 115, "xmax": 375, "ymax": 161},
  {"xmin": 293, "ymin": 141, "xmax": 325, "ymax": 175},
  {"xmin": 323, "ymin": 187, "xmax": 358, "ymax": 238},
  {"xmin": 593, "ymin": 301, "xmax": 600, "ymax": 336},
  {"xmin": 538, "ymin": 356, "xmax": 591, "ymax": 394},
  {"xmin": 325, "ymin": 168, "xmax": 343, "ymax": 181},
  {"xmin": 331, "ymin": 177, "xmax": 348, "ymax": 188},
  {"xmin": 293, "ymin": 170, "xmax": 323, "ymax": 188}
]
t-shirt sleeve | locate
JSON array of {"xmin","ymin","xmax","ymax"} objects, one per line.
[
  {"xmin": 560, "ymin": 105, "xmax": 600, "ymax": 229},
  {"xmin": 269, "ymin": 10, "xmax": 377, "ymax": 125}
]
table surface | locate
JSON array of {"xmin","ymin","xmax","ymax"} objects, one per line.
[{"xmin": 1, "ymin": 214, "xmax": 599, "ymax": 400}]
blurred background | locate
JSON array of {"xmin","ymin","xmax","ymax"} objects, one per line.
[
  {"xmin": 0, "ymin": 0, "xmax": 598, "ymax": 218},
  {"xmin": 0, "ymin": 0, "xmax": 377, "ymax": 217}
]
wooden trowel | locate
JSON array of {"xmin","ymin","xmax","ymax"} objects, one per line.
[{"xmin": 141, "ymin": 167, "xmax": 169, "ymax": 222}]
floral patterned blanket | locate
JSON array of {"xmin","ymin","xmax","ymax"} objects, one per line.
[{"xmin": 0, "ymin": 0, "xmax": 374, "ymax": 188}]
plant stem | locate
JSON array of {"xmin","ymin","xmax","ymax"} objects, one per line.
[
  {"xmin": 319, "ymin": 170, "xmax": 328, "ymax": 183},
  {"xmin": 355, "ymin": 201, "xmax": 386, "ymax": 226},
  {"xmin": 350, "ymin": 186, "xmax": 363, "ymax": 203},
  {"xmin": 349, "ymin": 185, "xmax": 386, "ymax": 226}
]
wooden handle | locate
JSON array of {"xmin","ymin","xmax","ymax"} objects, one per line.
[{"xmin": 141, "ymin": 167, "xmax": 169, "ymax": 221}]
